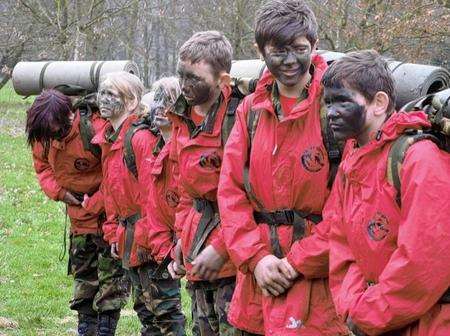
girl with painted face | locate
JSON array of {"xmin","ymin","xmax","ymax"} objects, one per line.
[
  {"xmin": 93, "ymin": 72, "xmax": 185, "ymax": 335},
  {"xmin": 26, "ymin": 89, "xmax": 129, "ymax": 336}
]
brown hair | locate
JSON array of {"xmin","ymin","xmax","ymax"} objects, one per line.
[
  {"xmin": 255, "ymin": 0, "xmax": 318, "ymax": 54},
  {"xmin": 179, "ymin": 30, "xmax": 233, "ymax": 76},
  {"xmin": 26, "ymin": 89, "xmax": 73, "ymax": 149},
  {"xmin": 322, "ymin": 50, "xmax": 396, "ymax": 113}
]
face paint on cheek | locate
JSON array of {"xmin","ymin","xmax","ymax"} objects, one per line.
[
  {"xmin": 264, "ymin": 51, "xmax": 311, "ymax": 87},
  {"xmin": 324, "ymin": 88, "xmax": 367, "ymax": 141}
]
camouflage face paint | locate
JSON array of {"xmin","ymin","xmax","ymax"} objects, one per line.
[
  {"xmin": 323, "ymin": 87, "xmax": 367, "ymax": 142},
  {"xmin": 264, "ymin": 38, "xmax": 312, "ymax": 87},
  {"xmin": 151, "ymin": 86, "xmax": 172, "ymax": 129},
  {"xmin": 97, "ymin": 83, "xmax": 125, "ymax": 120},
  {"xmin": 177, "ymin": 63, "xmax": 216, "ymax": 106}
]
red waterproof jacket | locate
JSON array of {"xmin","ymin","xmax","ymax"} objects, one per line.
[
  {"xmin": 218, "ymin": 54, "xmax": 347, "ymax": 335},
  {"xmin": 169, "ymin": 85, "xmax": 237, "ymax": 281},
  {"xmin": 32, "ymin": 110, "xmax": 106, "ymax": 235},
  {"xmin": 92, "ymin": 114, "xmax": 158, "ymax": 268},
  {"xmin": 328, "ymin": 111, "xmax": 450, "ymax": 336},
  {"xmin": 135, "ymin": 140, "xmax": 179, "ymax": 263}
]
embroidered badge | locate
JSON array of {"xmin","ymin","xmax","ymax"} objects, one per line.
[
  {"xmin": 301, "ymin": 146, "xmax": 325, "ymax": 173},
  {"xmin": 74, "ymin": 158, "xmax": 90, "ymax": 171},
  {"xmin": 199, "ymin": 151, "xmax": 221, "ymax": 169},
  {"xmin": 165, "ymin": 190, "xmax": 180, "ymax": 208},
  {"xmin": 367, "ymin": 212, "xmax": 390, "ymax": 241}
]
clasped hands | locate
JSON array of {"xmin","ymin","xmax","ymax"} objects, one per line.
[{"xmin": 254, "ymin": 254, "xmax": 299, "ymax": 297}]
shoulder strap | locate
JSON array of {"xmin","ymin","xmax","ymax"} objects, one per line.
[
  {"xmin": 221, "ymin": 96, "xmax": 241, "ymax": 145},
  {"xmin": 78, "ymin": 103, "xmax": 101, "ymax": 158},
  {"xmin": 123, "ymin": 120, "xmax": 159, "ymax": 179},
  {"xmin": 387, "ymin": 131, "xmax": 440, "ymax": 206},
  {"xmin": 243, "ymin": 108, "xmax": 265, "ymax": 210},
  {"xmin": 319, "ymin": 105, "xmax": 342, "ymax": 188}
]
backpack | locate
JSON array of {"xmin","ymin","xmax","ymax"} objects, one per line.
[
  {"xmin": 54, "ymin": 84, "xmax": 101, "ymax": 159},
  {"xmin": 123, "ymin": 114, "xmax": 162, "ymax": 179},
  {"xmin": 387, "ymin": 88, "xmax": 450, "ymax": 205},
  {"xmin": 73, "ymin": 93, "xmax": 102, "ymax": 159}
]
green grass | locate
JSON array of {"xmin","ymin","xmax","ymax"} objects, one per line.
[{"xmin": 0, "ymin": 84, "xmax": 192, "ymax": 335}]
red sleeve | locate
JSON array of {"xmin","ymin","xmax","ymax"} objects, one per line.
[
  {"xmin": 218, "ymin": 97, "xmax": 270, "ymax": 273},
  {"xmin": 327, "ymin": 168, "xmax": 367, "ymax": 321},
  {"xmin": 343, "ymin": 141, "xmax": 450, "ymax": 334},
  {"xmin": 137, "ymin": 180, "xmax": 176, "ymax": 263},
  {"xmin": 102, "ymin": 182, "xmax": 119, "ymax": 244},
  {"xmin": 32, "ymin": 143, "xmax": 66, "ymax": 201}
]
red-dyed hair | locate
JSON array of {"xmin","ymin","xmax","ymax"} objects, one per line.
[{"xmin": 26, "ymin": 89, "xmax": 73, "ymax": 149}]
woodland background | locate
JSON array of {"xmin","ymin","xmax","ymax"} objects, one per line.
[{"xmin": 1, "ymin": 0, "xmax": 449, "ymax": 90}]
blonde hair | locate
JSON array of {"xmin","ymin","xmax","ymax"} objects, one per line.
[
  {"xmin": 99, "ymin": 71, "xmax": 145, "ymax": 115},
  {"xmin": 151, "ymin": 76, "xmax": 181, "ymax": 105}
]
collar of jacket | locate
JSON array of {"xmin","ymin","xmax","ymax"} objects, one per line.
[
  {"xmin": 92, "ymin": 113, "xmax": 139, "ymax": 150},
  {"xmin": 169, "ymin": 85, "xmax": 232, "ymax": 138},
  {"xmin": 250, "ymin": 53, "xmax": 327, "ymax": 121},
  {"xmin": 151, "ymin": 140, "xmax": 171, "ymax": 176},
  {"xmin": 341, "ymin": 110, "xmax": 430, "ymax": 178},
  {"xmin": 51, "ymin": 110, "xmax": 81, "ymax": 150}
]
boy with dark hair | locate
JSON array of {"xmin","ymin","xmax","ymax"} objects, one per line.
[
  {"xmin": 167, "ymin": 30, "xmax": 240, "ymax": 335},
  {"xmin": 26, "ymin": 89, "xmax": 129, "ymax": 336},
  {"xmin": 218, "ymin": 0, "xmax": 348, "ymax": 335},
  {"xmin": 323, "ymin": 50, "xmax": 450, "ymax": 335}
]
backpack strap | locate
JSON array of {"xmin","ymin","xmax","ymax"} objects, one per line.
[
  {"xmin": 243, "ymin": 108, "xmax": 265, "ymax": 210},
  {"xmin": 319, "ymin": 105, "xmax": 342, "ymax": 188},
  {"xmin": 123, "ymin": 120, "xmax": 159, "ymax": 179},
  {"xmin": 387, "ymin": 130, "xmax": 440, "ymax": 206},
  {"xmin": 221, "ymin": 96, "xmax": 241, "ymax": 145},
  {"xmin": 78, "ymin": 102, "xmax": 101, "ymax": 158}
]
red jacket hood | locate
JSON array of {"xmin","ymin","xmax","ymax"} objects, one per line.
[
  {"xmin": 251, "ymin": 53, "xmax": 328, "ymax": 119},
  {"xmin": 341, "ymin": 110, "xmax": 431, "ymax": 177}
]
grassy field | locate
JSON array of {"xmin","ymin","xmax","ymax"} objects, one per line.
[{"xmin": 0, "ymin": 84, "xmax": 191, "ymax": 335}]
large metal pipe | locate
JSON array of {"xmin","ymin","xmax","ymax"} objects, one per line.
[
  {"xmin": 230, "ymin": 51, "xmax": 450, "ymax": 109},
  {"xmin": 12, "ymin": 60, "xmax": 140, "ymax": 96}
]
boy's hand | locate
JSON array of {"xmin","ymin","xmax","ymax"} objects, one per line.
[
  {"xmin": 254, "ymin": 255, "xmax": 294, "ymax": 296},
  {"xmin": 281, "ymin": 257, "xmax": 299, "ymax": 280},
  {"xmin": 110, "ymin": 242, "xmax": 119, "ymax": 260},
  {"xmin": 191, "ymin": 245, "xmax": 225, "ymax": 280},
  {"xmin": 168, "ymin": 260, "xmax": 186, "ymax": 279}
]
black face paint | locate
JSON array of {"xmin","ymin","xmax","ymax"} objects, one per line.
[
  {"xmin": 264, "ymin": 42, "xmax": 312, "ymax": 87},
  {"xmin": 151, "ymin": 87, "xmax": 172, "ymax": 129},
  {"xmin": 177, "ymin": 64, "xmax": 216, "ymax": 106},
  {"xmin": 97, "ymin": 84, "xmax": 125, "ymax": 119},
  {"xmin": 323, "ymin": 87, "xmax": 367, "ymax": 142}
]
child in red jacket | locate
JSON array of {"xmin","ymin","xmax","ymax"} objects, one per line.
[
  {"xmin": 217, "ymin": 1, "xmax": 348, "ymax": 335},
  {"xmin": 94, "ymin": 71, "xmax": 185, "ymax": 335},
  {"xmin": 323, "ymin": 50, "xmax": 450, "ymax": 335},
  {"xmin": 26, "ymin": 89, "xmax": 128, "ymax": 336}
]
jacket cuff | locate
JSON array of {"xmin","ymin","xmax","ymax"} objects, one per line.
[
  {"xmin": 210, "ymin": 238, "xmax": 229, "ymax": 260},
  {"xmin": 247, "ymin": 249, "xmax": 271, "ymax": 273},
  {"xmin": 83, "ymin": 191, "xmax": 104, "ymax": 215},
  {"xmin": 286, "ymin": 252, "xmax": 303, "ymax": 275}
]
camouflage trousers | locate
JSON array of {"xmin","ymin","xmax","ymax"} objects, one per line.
[
  {"xmin": 69, "ymin": 233, "xmax": 130, "ymax": 315},
  {"xmin": 128, "ymin": 262, "xmax": 185, "ymax": 336},
  {"xmin": 187, "ymin": 277, "xmax": 254, "ymax": 336}
]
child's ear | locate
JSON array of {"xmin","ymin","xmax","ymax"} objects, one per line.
[
  {"xmin": 219, "ymin": 72, "xmax": 231, "ymax": 87},
  {"xmin": 373, "ymin": 91, "xmax": 390, "ymax": 116},
  {"xmin": 127, "ymin": 97, "xmax": 140, "ymax": 113}
]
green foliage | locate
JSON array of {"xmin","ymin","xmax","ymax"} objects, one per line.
[{"xmin": 0, "ymin": 85, "xmax": 192, "ymax": 335}]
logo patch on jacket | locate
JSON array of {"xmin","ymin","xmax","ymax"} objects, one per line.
[
  {"xmin": 301, "ymin": 146, "xmax": 325, "ymax": 173},
  {"xmin": 367, "ymin": 212, "xmax": 390, "ymax": 241},
  {"xmin": 199, "ymin": 151, "xmax": 221, "ymax": 169},
  {"xmin": 165, "ymin": 190, "xmax": 180, "ymax": 208},
  {"xmin": 74, "ymin": 158, "xmax": 91, "ymax": 171}
]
